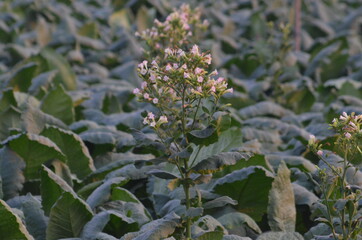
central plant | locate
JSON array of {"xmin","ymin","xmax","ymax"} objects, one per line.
[{"xmin": 134, "ymin": 4, "xmax": 233, "ymax": 239}]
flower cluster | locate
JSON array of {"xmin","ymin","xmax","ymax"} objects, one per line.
[
  {"xmin": 331, "ymin": 112, "xmax": 362, "ymax": 140},
  {"xmin": 308, "ymin": 134, "xmax": 323, "ymax": 156},
  {"xmin": 135, "ymin": 4, "xmax": 208, "ymax": 53},
  {"xmin": 133, "ymin": 45, "xmax": 233, "ymax": 128},
  {"xmin": 142, "ymin": 112, "xmax": 168, "ymax": 128}
]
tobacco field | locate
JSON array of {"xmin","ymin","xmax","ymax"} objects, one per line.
[{"xmin": 0, "ymin": 0, "xmax": 361, "ymax": 239}]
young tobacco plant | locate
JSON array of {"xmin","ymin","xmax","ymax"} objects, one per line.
[
  {"xmin": 134, "ymin": 5, "xmax": 233, "ymax": 239},
  {"xmin": 308, "ymin": 112, "xmax": 362, "ymax": 240}
]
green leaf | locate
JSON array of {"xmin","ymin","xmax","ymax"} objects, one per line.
[
  {"xmin": 256, "ymin": 231, "xmax": 304, "ymax": 240},
  {"xmin": 120, "ymin": 212, "xmax": 179, "ymax": 240},
  {"xmin": 268, "ymin": 161, "xmax": 296, "ymax": 232},
  {"xmin": 39, "ymin": 48, "xmax": 77, "ymax": 90},
  {"xmin": 191, "ymin": 152, "xmax": 251, "ymax": 174},
  {"xmin": 111, "ymin": 187, "xmax": 140, "ymax": 203},
  {"xmin": 41, "ymin": 126, "xmax": 95, "ymax": 179},
  {"xmin": 217, "ymin": 212, "xmax": 262, "ymax": 236},
  {"xmin": 5, "ymin": 133, "xmax": 66, "ymax": 180},
  {"xmin": 86, "ymin": 177, "xmax": 129, "ymax": 209},
  {"xmin": 187, "ymin": 126, "xmax": 218, "ymax": 146},
  {"xmin": 196, "ymin": 231, "xmax": 223, "ymax": 240},
  {"xmin": 46, "ymin": 191, "xmax": 93, "ymax": 240},
  {"xmin": 190, "ymin": 128, "xmax": 243, "ymax": 167},
  {"xmin": 40, "ymin": 84, "xmax": 75, "ymax": 125},
  {"xmin": 7, "ymin": 62, "xmax": 38, "ymax": 92},
  {"xmin": 0, "ymin": 199, "xmax": 34, "ymax": 240},
  {"xmin": 7, "ymin": 194, "xmax": 47, "ymax": 240},
  {"xmin": 239, "ymin": 101, "xmax": 292, "ymax": 120},
  {"xmin": 0, "ymin": 146, "xmax": 25, "ymax": 200},
  {"xmin": 40, "ymin": 165, "xmax": 75, "ymax": 216},
  {"xmin": 203, "ymin": 196, "xmax": 237, "ymax": 209},
  {"xmin": 21, "ymin": 106, "xmax": 68, "ymax": 134},
  {"xmin": 81, "ymin": 211, "xmax": 139, "ymax": 239},
  {"xmin": 0, "ymin": 106, "xmax": 21, "ymax": 141},
  {"xmin": 147, "ymin": 169, "xmax": 178, "ymax": 179},
  {"xmin": 213, "ymin": 166, "xmax": 274, "ymax": 221}
]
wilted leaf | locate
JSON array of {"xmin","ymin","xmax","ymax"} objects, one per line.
[{"xmin": 268, "ymin": 161, "xmax": 296, "ymax": 232}]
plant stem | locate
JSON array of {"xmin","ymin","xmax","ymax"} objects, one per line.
[{"xmin": 191, "ymin": 98, "xmax": 202, "ymax": 130}]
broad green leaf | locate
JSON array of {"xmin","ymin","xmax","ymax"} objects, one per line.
[
  {"xmin": 0, "ymin": 106, "xmax": 21, "ymax": 141},
  {"xmin": 196, "ymin": 231, "xmax": 223, "ymax": 240},
  {"xmin": 0, "ymin": 88, "xmax": 17, "ymax": 112},
  {"xmin": 86, "ymin": 177, "xmax": 129, "ymax": 209},
  {"xmin": 120, "ymin": 212, "xmax": 180, "ymax": 240},
  {"xmin": 0, "ymin": 199, "xmax": 34, "ymax": 240},
  {"xmin": 214, "ymin": 154, "xmax": 273, "ymax": 178},
  {"xmin": 111, "ymin": 187, "xmax": 140, "ymax": 203},
  {"xmin": 39, "ymin": 48, "xmax": 77, "ymax": 90},
  {"xmin": 203, "ymin": 196, "xmax": 237, "ymax": 209},
  {"xmin": 147, "ymin": 169, "xmax": 178, "ymax": 179},
  {"xmin": 40, "ymin": 165, "xmax": 75, "ymax": 216},
  {"xmin": 7, "ymin": 194, "xmax": 47, "ymax": 240},
  {"xmin": 0, "ymin": 146, "xmax": 25, "ymax": 200},
  {"xmin": 213, "ymin": 166, "xmax": 274, "ymax": 221},
  {"xmin": 7, "ymin": 62, "xmax": 38, "ymax": 92},
  {"xmin": 256, "ymin": 231, "xmax": 304, "ymax": 240},
  {"xmin": 187, "ymin": 126, "xmax": 218, "ymax": 146},
  {"xmin": 5, "ymin": 133, "xmax": 66, "ymax": 180},
  {"xmin": 218, "ymin": 212, "xmax": 262, "ymax": 236},
  {"xmin": 46, "ymin": 191, "xmax": 93, "ymax": 240},
  {"xmin": 81, "ymin": 211, "xmax": 138, "ymax": 239},
  {"xmin": 190, "ymin": 128, "xmax": 243, "ymax": 167},
  {"xmin": 40, "ymin": 84, "xmax": 75, "ymax": 125},
  {"xmin": 268, "ymin": 161, "xmax": 296, "ymax": 232},
  {"xmin": 192, "ymin": 215, "xmax": 227, "ymax": 237},
  {"xmin": 41, "ymin": 126, "xmax": 95, "ymax": 179},
  {"xmin": 239, "ymin": 101, "xmax": 293, "ymax": 120},
  {"xmin": 191, "ymin": 152, "xmax": 251, "ymax": 174},
  {"xmin": 21, "ymin": 106, "xmax": 68, "ymax": 134}
]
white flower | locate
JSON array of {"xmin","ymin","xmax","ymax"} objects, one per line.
[
  {"xmin": 165, "ymin": 48, "xmax": 172, "ymax": 55},
  {"xmin": 150, "ymin": 122, "xmax": 156, "ymax": 127},
  {"xmin": 140, "ymin": 69, "xmax": 147, "ymax": 75},
  {"xmin": 147, "ymin": 112, "xmax": 155, "ymax": 119},
  {"xmin": 210, "ymin": 69, "xmax": 218, "ymax": 76},
  {"xmin": 204, "ymin": 54, "xmax": 212, "ymax": 64},
  {"xmin": 153, "ymin": 98, "xmax": 159, "ymax": 104},
  {"xmin": 158, "ymin": 116, "xmax": 168, "ymax": 125}
]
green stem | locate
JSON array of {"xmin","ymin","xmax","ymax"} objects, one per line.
[{"xmin": 191, "ymin": 98, "xmax": 202, "ymax": 130}]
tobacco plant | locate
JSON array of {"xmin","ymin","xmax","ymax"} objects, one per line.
[
  {"xmin": 134, "ymin": 5, "xmax": 235, "ymax": 239},
  {"xmin": 309, "ymin": 112, "xmax": 362, "ymax": 239}
]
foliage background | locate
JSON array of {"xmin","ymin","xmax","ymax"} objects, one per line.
[{"xmin": 0, "ymin": 0, "xmax": 362, "ymax": 239}]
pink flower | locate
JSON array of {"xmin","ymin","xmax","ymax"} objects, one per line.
[
  {"xmin": 141, "ymin": 82, "xmax": 147, "ymax": 89},
  {"xmin": 184, "ymin": 72, "xmax": 190, "ymax": 78},
  {"xmin": 150, "ymin": 73, "xmax": 156, "ymax": 82},
  {"xmin": 173, "ymin": 63, "xmax": 179, "ymax": 69},
  {"xmin": 317, "ymin": 150, "xmax": 323, "ymax": 156},
  {"xmin": 143, "ymin": 93, "xmax": 150, "ymax": 99},
  {"xmin": 165, "ymin": 48, "xmax": 172, "ymax": 55},
  {"xmin": 140, "ymin": 69, "xmax": 147, "ymax": 75},
  {"xmin": 345, "ymin": 132, "xmax": 352, "ymax": 139},
  {"xmin": 197, "ymin": 76, "xmax": 203, "ymax": 83},
  {"xmin": 195, "ymin": 67, "xmax": 203, "ymax": 74},
  {"xmin": 210, "ymin": 69, "xmax": 218, "ymax": 76},
  {"xmin": 133, "ymin": 88, "xmax": 140, "ymax": 94},
  {"xmin": 166, "ymin": 64, "xmax": 172, "ymax": 71},
  {"xmin": 153, "ymin": 98, "xmax": 159, "ymax": 104},
  {"xmin": 191, "ymin": 45, "xmax": 199, "ymax": 55},
  {"xmin": 210, "ymin": 86, "xmax": 216, "ymax": 92},
  {"xmin": 204, "ymin": 54, "xmax": 212, "ymax": 64},
  {"xmin": 181, "ymin": 64, "xmax": 187, "ymax": 69},
  {"xmin": 163, "ymin": 76, "xmax": 169, "ymax": 81}
]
